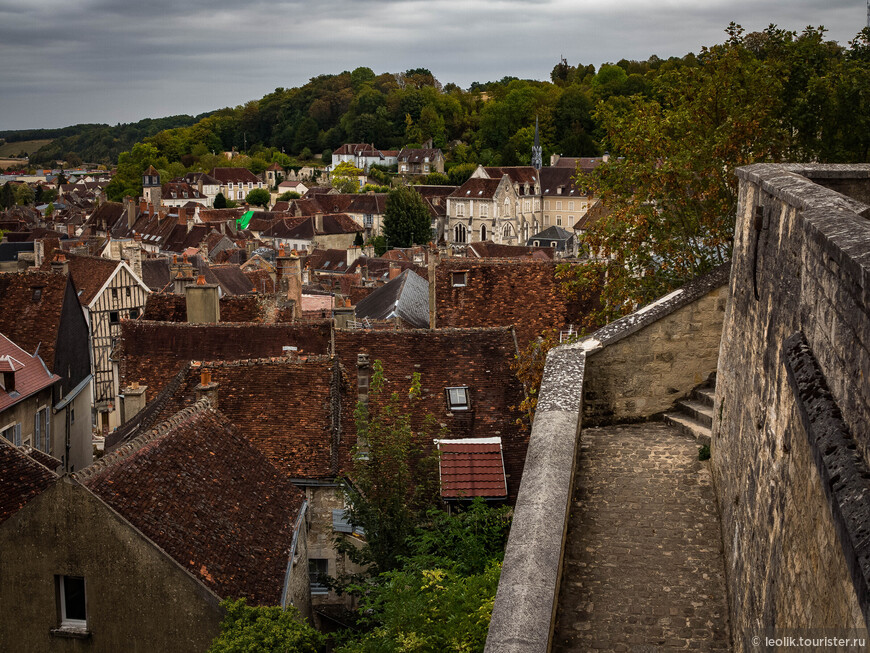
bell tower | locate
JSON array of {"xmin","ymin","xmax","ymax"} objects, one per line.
[
  {"xmin": 142, "ymin": 165, "xmax": 162, "ymax": 207},
  {"xmin": 531, "ymin": 116, "xmax": 542, "ymax": 171}
]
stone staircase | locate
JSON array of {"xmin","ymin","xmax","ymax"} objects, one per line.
[{"xmin": 663, "ymin": 379, "xmax": 715, "ymax": 447}]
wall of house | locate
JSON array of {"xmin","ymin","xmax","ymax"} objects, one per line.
[
  {"xmin": 304, "ymin": 485, "xmax": 364, "ymax": 621},
  {"xmin": 582, "ymin": 282, "xmax": 728, "ymax": 425},
  {"xmin": 52, "ymin": 387, "xmax": 94, "ymax": 473},
  {"xmin": 0, "ymin": 478, "xmax": 223, "ymax": 652},
  {"xmin": 713, "ymin": 164, "xmax": 870, "ymax": 647},
  {"xmin": 1, "ymin": 386, "xmax": 55, "ymax": 451}
]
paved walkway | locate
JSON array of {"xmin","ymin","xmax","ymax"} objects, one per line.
[{"xmin": 553, "ymin": 422, "xmax": 731, "ymax": 652}]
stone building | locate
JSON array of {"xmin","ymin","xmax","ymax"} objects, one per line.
[{"xmin": 0, "ymin": 400, "xmax": 309, "ymax": 652}]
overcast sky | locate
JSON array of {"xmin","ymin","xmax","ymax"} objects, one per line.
[{"xmin": 0, "ymin": 0, "xmax": 865, "ymax": 131}]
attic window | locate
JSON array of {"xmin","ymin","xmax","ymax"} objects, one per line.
[
  {"xmin": 452, "ymin": 271, "xmax": 467, "ymax": 287},
  {"xmin": 446, "ymin": 386, "xmax": 470, "ymax": 411},
  {"xmin": 31, "ymin": 287, "xmax": 42, "ymax": 302}
]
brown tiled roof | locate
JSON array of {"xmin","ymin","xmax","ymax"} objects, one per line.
[
  {"xmin": 162, "ymin": 181, "xmax": 206, "ymax": 200},
  {"xmin": 552, "ymin": 156, "xmax": 606, "ymax": 173},
  {"xmin": 43, "ymin": 252, "xmax": 120, "ymax": 306},
  {"xmin": 438, "ymin": 438, "xmax": 507, "ymax": 499},
  {"xmin": 449, "ymin": 178, "xmax": 502, "ymax": 199},
  {"xmin": 434, "ymin": 259, "xmax": 590, "ymax": 349},
  {"xmin": 308, "ymin": 249, "xmax": 349, "ymax": 273},
  {"xmin": 334, "ymin": 328, "xmax": 527, "ymax": 502},
  {"xmin": 148, "ymin": 359, "xmax": 339, "ymax": 480},
  {"xmin": 119, "ymin": 320, "xmax": 332, "ymax": 399},
  {"xmin": 141, "ymin": 258, "xmax": 172, "ymax": 292},
  {"xmin": 333, "ymin": 143, "xmax": 383, "ymax": 156},
  {"xmin": 199, "ymin": 208, "xmax": 244, "ymax": 223},
  {"xmin": 210, "ymin": 266, "xmax": 255, "ymax": 295},
  {"xmin": 483, "ymin": 166, "xmax": 539, "ymax": 186},
  {"xmin": 209, "ymin": 167, "xmax": 261, "ymax": 185},
  {"xmin": 87, "ymin": 202, "xmax": 126, "ymax": 231},
  {"xmin": 245, "ymin": 269, "xmax": 276, "ymax": 293},
  {"xmin": 19, "ymin": 445, "xmax": 63, "ymax": 473},
  {"xmin": 539, "ymin": 166, "xmax": 588, "ymax": 197},
  {"xmin": 0, "ymin": 271, "xmax": 69, "ymax": 371},
  {"xmin": 466, "ymin": 241, "xmax": 554, "ymax": 260},
  {"xmin": 79, "ymin": 402, "xmax": 304, "ymax": 605},
  {"xmin": 397, "ymin": 148, "xmax": 443, "ymax": 162},
  {"xmin": 0, "ymin": 334, "xmax": 61, "ymax": 412},
  {"xmin": 0, "ymin": 440, "xmax": 56, "ymax": 526}
]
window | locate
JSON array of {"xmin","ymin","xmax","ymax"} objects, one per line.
[
  {"xmin": 551, "ymin": 242, "xmax": 557, "ymax": 248},
  {"xmin": 480, "ymin": 225, "xmax": 487, "ymax": 241},
  {"xmin": 109, "ymin": 311, "xmax": 120, "ymax": 324},
  {"xmin": 544, "ymin": 200, "xmax": 550, "ymax": 210},
  {"xmin": 70, "ymin": 405, "xmax": 75, "ymax": 425},
  {"xmin": 364, "ymin": 214, "xmax": 373, "ymax": 226},
  {"xmin": 456, "ymin": 203, "xmax": 464, "ymax": 217},
  {"xmin": 35, "ymin": 407, "xmax": 49, "ymax": 453},
  {"xmin": 32, "ymin": 287, "xmax": 42, "ymax": 302},
  {"xmin": 128, "ymin": 308, "xmax": 140, "ymax": 319},
  {"xmin": 125, "ymin": 287, "xmax": 131, "ymax": 298},
  {"xmin": 569, "ymin": 201, "xmax": 575, "ymax": 211},
  {"xmin": 1, "ymin": 423, "xmax": 21, "ymax": 446},
  {"xmin": 228, "ymin": 182, "xmax": 233, "ymax": 189},
  {"xmin": 556, "ymin": 201, "xmax": 562, "ymax": 210},
  {"xmin": 111, "ymin": 288, "xmax": 118, "ymax": 300},
  {"xmin": 309, "ymin": 559, "xmax": 329, "ymax": 594},
  {"xmin": 453, "ymin": 224, "xmax": 467, "ymax": 244},
  {"xmin": 58, "ymin": 575, "xmax": 87, "ymax": 629},
  {"xmin": 480, "ymin": 204, "xmax": 489, "ymax": 217},
  {"xmin": 533, "ymin": 240, "xmax": 540, "ymax": 247},
  {"xmin": 446, "ymin": 386, "xmax": 470, "ymax": 411},
  {"xmin": 556, "ymin": 215, "xmax": 562, "ymax": 226},
  {"xmin": 503, "ymin": 223, "xmax": 512, "ymax": 239},
  {"xmin": 524, "ymin": 200, "xmax": 530, "ymax": 212},
  {"xmin": 452, "ymin": 271, "xmax": 467, "ymax": 287}
]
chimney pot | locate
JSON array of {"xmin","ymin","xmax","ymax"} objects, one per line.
[{"xmin": 196, "ymin": 275, "xmax": 206, "ymax": 285}]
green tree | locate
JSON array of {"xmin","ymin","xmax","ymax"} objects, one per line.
[
  {"xmin": 0, "ymin": 183, "xmax": 14, "ymax": 209},
  {"xmin": 245, "ymin": 188, "xmax": 271, "ymax": 207},
  {"xmin": 367, "ymin": 235, "xmax": 388, "ymax": 256},
  {"xmin": 331, "ymin": 161, "xmax": 363, "ymax": 194},
  {"xmin": 14, "ymin": 183, "xmax": 35, "ymax": 206},
  {"xmin": 45, "ymin": 202, "xmax": 55, "ymax": 219},
  {"xmin": 382, "ymin": 186, "xmax": 432, "ymax": 248},
  {"xmin": 207, "ymin": 599, "xmax": 324, "ymax": 653},
  {"xmin": 447, "ymin": 162, "xmax": 477, "ymax": 186},
  {"xmin": 214, "ymin": 192, "xmax": 228, "ymax": 209},
  {"xmin": 340, "ymin": 361, "xmax": 441, "ymax": 575},
  {"xmin": 276, "ymin": 191, "xmax": 301, "ymax": 201}
]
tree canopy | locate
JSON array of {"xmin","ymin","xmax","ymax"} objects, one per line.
[{"xmin": 382, "ymin": 186, "xmax": 432, "ymax": 248}]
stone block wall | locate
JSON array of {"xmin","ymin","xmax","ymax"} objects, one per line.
[
  {"xmin": 713, "ymin": 164, "xmax": 870, "ymax": 647},
  {"xmin": 580, "ymin": 264, "xmax": 730, "ymax": 426}
]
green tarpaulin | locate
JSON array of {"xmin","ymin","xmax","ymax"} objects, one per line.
[{"xmin": 236, "ymin": 210, "xmax": 254, "ymax": 230}]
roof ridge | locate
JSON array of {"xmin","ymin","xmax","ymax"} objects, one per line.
[
  {"xmin": 75, "ymin": 400, "xmax": 211, "ymax": 482},
  {"xmin": 194, "ymin": 355, "xmax": 332, "ymax": 369}
]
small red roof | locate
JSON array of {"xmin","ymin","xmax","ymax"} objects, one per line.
[
  {"xmin": 0, "ymin": 334, "xmax": 61, "ymax": 412},
  {"xmin": 437, "ymin": 437, "xmax": 507, "ymax": 499}
]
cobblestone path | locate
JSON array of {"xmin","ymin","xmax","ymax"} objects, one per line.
[{"xmin": 552, "ymin": 422, "xmax": 731, "ymax": 652}]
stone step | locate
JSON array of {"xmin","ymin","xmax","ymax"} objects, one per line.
[
  {"xmin": 663, "ymin": 412, "xmax": 712, "ymax": 447},
  {"xmin": 676, "ymin": 399, "xmax": 713, "ymax": 428},
  {"xmin": 693, "ymin": 386, "xmax": 716, "ymax": 409}
]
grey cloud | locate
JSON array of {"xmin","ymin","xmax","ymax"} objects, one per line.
[{"xmin": 0, "ymin": 0, "xmax": 865, "ymax": 129}]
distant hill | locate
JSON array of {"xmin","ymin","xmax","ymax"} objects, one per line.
[{"xmin": 0, "ymin": 114, "xmax": 211, "ymax": 167}]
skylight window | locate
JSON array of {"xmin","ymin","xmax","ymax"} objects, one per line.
[{"xmin": 446, "ymin": 386, "xmax": 470, "ymax": 411}]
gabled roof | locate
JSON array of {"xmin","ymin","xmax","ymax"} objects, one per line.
[
  {"xmin": 0, "ymin": 271, "xmax": 71, "ymax": 371},
  {"xmin": 208, "ymin": 167, "xmax": 261, "ymax": 185},
  {"xmin": 43, "ymin": 253, "xmax": 125, "ymax": 306},
  {"xmin": 0, "ymin": 439, "xmax": 56, "ymax": 526},
  {"xmin": 437, "ymin": 437, "xmax": 507, "ymax": 499},
  {"xmin": 539, "ymin": 166, "xmax": 587, "ymax": 197},
  {"xmin": 530, "ymin": 226, "xmax": 574, "ymax": 242},
  {"xmin": 79, "ymin": 402, "xmax": 305, "ymax": 605},
  {"xmin": 450, "ymin": 178, "xmax": 502, "ymax": 199},
  {"xmin": 355, "ymin": 269, "xmax": 429, "ymax": 328},
  {"xmin": 333, "ymin": 143, "xmax": 386, "ymax": 157},
  {"xmin": 483, "ymin": 166, "xmax": 539, "ymax": 187},
  {"xmin": 397, "ymin": 148, "xmax": 443, "ymax": 162},
  {"xmin": 466, "ymin": 241, "xmax": 555, "ymax": 260},
  {"xmin": 0, "ymin": 334, "xmax": 60, "ymax": 412},
  {"xmin": 210, "ymin": 265, "xmax": 255, "ymax": 295}
]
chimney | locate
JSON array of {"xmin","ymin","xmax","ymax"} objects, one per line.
[
  {"xmin": 388, "ymin": 262, "xmax": 401, "ymax": 280},
  {"xmin": 195, "ymin": 369, "xmax": 219, "ymax": 408},
  {"xmin": 314, "ymin": 212, "xmax": 324, "ymax": 233},
  {"xmin": 185, "ymin": 276, "xmax": 220, "ymax": 323},
  {"xmin": 51, "ymin": 252, "xmax": 69, "ymax": 275},
  {"xmin": 173, "ymin": 270, "xmax": 193, "ymax": 295},
  {"xmin": 428, "ymin": 252, "xmax": 438, "ymax": 329},
  {"xmin": 139, "ymin": 198, "xmax": 147, "ymax": 214},
  {"xmin": 66, "ymin": 224, "xmax": 75, "ymax": 237},
  {"xmin": 127, "ymin": 246, "xmax": 142, "ymax": 281},
  {"xmin": 346, "ymin": 245, "xmax": 362, "ymax": 268},
  {"xmin": 122, "ymin": 381, "xmax": 148, "ymax": 422},
  {"xmin": 602, "ymin": 152, "xmax": 610, "ymax": 163},
  {"xmin": 125, "ymin": 197, "xmax": 136, "ymax": 229}
]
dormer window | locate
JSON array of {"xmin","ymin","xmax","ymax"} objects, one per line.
[
  {"xmin": 452, "ymin": 271, "xmax": 467, "ymax": 287},
  {"xmin": 446, "ymin": 386, "xmax": 470, "ymax": 411}
]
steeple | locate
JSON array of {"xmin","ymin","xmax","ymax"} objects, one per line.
[{"xmin": 531, "ymin": 116, "xmax": 542, "ymax": 171}]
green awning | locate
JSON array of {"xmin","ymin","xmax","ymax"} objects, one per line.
[{"xmin": 236, "ymin": 210, "xmax": 255, "ymax": 230}]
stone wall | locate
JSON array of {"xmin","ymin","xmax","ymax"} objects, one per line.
[
  {"xmin": 0, "ymin": 478, "xmax": 223, "ymax": 652},
  {"xmin": 582, "ymin": 266, "xmax": 729, "ymax": 425},
  {"xmin": 713, "ymin": 164, "xmax": 870, "ymax": 648}
]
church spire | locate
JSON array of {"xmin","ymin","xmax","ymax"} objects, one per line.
[{"xmin": 531, "ymin": 115, "xmax": 542, "ymax": 171}]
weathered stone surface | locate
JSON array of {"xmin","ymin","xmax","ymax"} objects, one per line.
[
  {"xmin": 553, "ymin": 423, "xmax": 731, "ymax": 652},
  {"xmin": 715, "ymin": 164, "xmax": 870, "ymax": 648}
]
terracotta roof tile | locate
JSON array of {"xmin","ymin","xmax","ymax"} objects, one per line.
[
  {"xmin": 0, "ymin": 334, "xmax": 60, "ymax": 412},
  {"xmin": 0, "ymin": 440, "xmax": 56, "ymax": 526},
  {"xmin": 438, "ymin": 438, "xmax": 507, "ymax": 498},
  {"xmin": 0, "ymin": 271, "xmax": 69, "ymax": 371},
  {"xmin": 80, "ymin": 402, "xmax": 304, "ymax": 604}
]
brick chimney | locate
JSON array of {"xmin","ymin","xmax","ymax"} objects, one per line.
[
  {"xmin": 346, "ymin": 245, "xmax": 362, "ymax": 268},
  {"xmin": 195, "ymin": 369, "xmax": 219, "ymax": 407},
  {"xmin": 122, "ymin": 381, "xmax": 148, "ymax": 422},
  {"xmin": 388, "ymin": 262, "xmax": 401, "ymax": 280},
  {"xmin": 185, "ymin": 276, "xmax": 220, "ymax": 323},
  {"xmin": 50, "ymin": 252, "xmax": 69, "ymax": 275}
]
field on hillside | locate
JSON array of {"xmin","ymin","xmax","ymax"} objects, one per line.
[{"xmin": 0, "ymin": 139, "xmax": 53, "ymax": 158}]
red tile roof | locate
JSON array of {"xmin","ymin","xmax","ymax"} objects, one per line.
[
  {"xmin": 209, "ymin": 167, "xmax": 262, "ymax": 185},
  {"xmin": 41, "ymin": 252, "xmax": 120, "ymax": 306},
  {"xmin": 450, "ymin": 178, "xmax": 502, "ymax": 199},
  {"xmin": 79, "ymin": 402, "xmax": 304, "ymax": 605},
  {"xmin": 0, "ymin": 334, "xmax": 60, "ymax": 412},
  {"xmin": 0, "ymin": 271, "xmax": 69, "ymax": 372},
  {"xmin": 438, "ymin": 437, "xmax": 507, "ymax": 499},
  {"xmin": 0, "ymin": 440, "xmax": 56, "ymax": 526}
]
